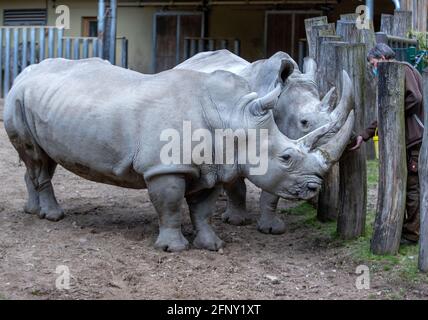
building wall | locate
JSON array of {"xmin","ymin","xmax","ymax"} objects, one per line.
[
  {"xmin": 0, "ymin": 0, "xmax": 423, "ymax": 74},
  {"xmin": 208, "ymin": 6, "xmax": 265, "ymax": 62}
]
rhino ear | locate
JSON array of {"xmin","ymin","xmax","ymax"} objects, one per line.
[{"xmin": 279, "ymin": 59, "xmax": 294, "ymax": 85}]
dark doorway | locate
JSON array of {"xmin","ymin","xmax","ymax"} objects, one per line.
[
  {"xmin": 265, "ymin": 11, "xmax": 322, "ymax": 61},
  {"xmin": 153, "ymin": 12, "xmax": 204, "ymax": 73}
]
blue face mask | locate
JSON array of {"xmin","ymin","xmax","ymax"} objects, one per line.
[{"xmin": 372, "ymin": 67, "xmax": 378, "ymax": 77}]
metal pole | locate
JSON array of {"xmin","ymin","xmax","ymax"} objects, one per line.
[
  {"xmin": 365, "ymin": 0, "xmax": 374, "ymax": 22},
  {"xmin": 109, "ymin": 0, "xmax": 117, "ymax": 64},
  {"xmin": 98, "ymin": 0, "xmax": 105, "ymax": 59}
]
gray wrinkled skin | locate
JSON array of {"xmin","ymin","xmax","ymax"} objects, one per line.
[
  {"xmin": 175, "ymin": 50, "xmax": 348, "ymax": 234},
  {"xmin": 4, "ymin": 58, "xmax": 354, "ymax": 252}
]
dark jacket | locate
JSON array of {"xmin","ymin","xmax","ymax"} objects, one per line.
[{"xmin": 361, "ymin": 62, "xmax": 424, "ymax": 149}]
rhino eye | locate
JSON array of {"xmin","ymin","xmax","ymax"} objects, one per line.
[
  {"xmin": 282, "ymin": 154, "xmax": 291, "ymax": 162},
  {"xmin": 300, "ymin": 119, "xmax": 309, "ymax": 127}
]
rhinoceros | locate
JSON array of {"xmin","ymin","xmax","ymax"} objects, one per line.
[
  {"xmin": 175, "ymin": 50, "xmax": 348, "ymax": 234},
  {"xmin": 4, "ymin": 58, "xmax": 354, "ymax": 252}
]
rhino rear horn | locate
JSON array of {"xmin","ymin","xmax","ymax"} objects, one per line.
[
  {"xmin": 320, "ymin": 87, "xmax": 336, "ymax": 113},
  {"xmin": 249, "ymin": 85, "xmax": 282, "ymax": 116}
]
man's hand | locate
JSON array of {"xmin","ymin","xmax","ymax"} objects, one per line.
[{"xmin": 349, "ymin": 135, "xmax": 364, "ymax": 151}]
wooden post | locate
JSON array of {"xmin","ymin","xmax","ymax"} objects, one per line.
[
  {"xmin": 304, "ymin": 16, "xmax": 328, "ymax": 59},
  {"xmin": 336, "ymin": 20, "xmax": 362, "ymax": 44},
  {"xmin": 336, "ymin": 43, "xmax": 367, "ymax": 239},
  {"xmin": 339, "ymin": 13, "xmax": 360, "ymax": 22},
  {"xmin": 361, "ymin": 21, "xmax": 377, "ymax": 160},
  {"xmin": 419, "ymin": 69, "xmax": 428, "ymax": 272},
  {"xmin": 316, "ymin": 41, "xmax": 346, "ymax": 222},
  {"xmin": 381, "ymin": 14, "xmax": 394, "ymax": 35},
  {"xmin": 371, "ymin": 61, "xmax": 407, "ymax": 255},
  {"xmin": 392, "ymin": 10, "xmax": 412, "ymax": 38},
  {"xmin": 316, "ymin": 35, "xmax": 341, "ymax": 66}
]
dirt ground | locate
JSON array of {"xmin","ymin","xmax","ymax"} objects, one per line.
[{"xmin": 0, "ymin": 103, "xmax": 427, "ymax": 300}]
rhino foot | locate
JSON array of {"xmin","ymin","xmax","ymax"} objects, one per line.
[
  {"xmin": 38, "ymin": 207, "xmax": 65, "ymax": 221},
  {"xmin": 155, "ymin": 228, "xmax": 189, "ymax": 252},
  {"xmin": 193, "ymin": 228, "xmax": 224, "ymax": 251},
  {"xmin": 221, "ymin": 208, "xmax": 252, "ymax": 226},
  {"xmin": 257, "ymin": 216, "xmax": 286, "ymax": 235},
  {"xmin": 24, "ymin": 202, "xmax": 40, "ymax": 215}
]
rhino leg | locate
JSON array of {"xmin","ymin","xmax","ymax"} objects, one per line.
[
  {"xmin": 147, "ymin": 174, "xmax": 189, "ymax": 252},
  {"xmin": 16, "ymin": 142, "xmax": 64, "ymax": 221},
  {"xmin": 257, "ymin": 191, "xmax": 286, "ymax": 235},
  {"xmin": 187, "ymin": 187, "xmax": 224, "ymax": 251},
  {"xmin": 222, "ymin": 179, "xmax": 251, "ymax": 225}
]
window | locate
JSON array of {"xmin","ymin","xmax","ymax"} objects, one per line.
[
  {"xmin": 3, "ymin": 9, "xmax": 47, "ymax": 26},
  {"xmin": 82, "ymin": 17, "xmax": 98, "ymax": 37}
]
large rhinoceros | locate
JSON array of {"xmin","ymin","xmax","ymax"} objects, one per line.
[
  {"xmin": 4, "ymin": 58, "xmax": 353, "ymax": 252},
  {"xmin": 175, "ymin": 50, "xmax": 348, "ymax": 234}
]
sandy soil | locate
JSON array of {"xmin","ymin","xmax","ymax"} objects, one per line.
[{"xmin": 0, "ymin": 101, "xmax": 427, "ymax": 299}]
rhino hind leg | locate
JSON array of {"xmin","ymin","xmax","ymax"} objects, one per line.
[
  {"xmin": 222, "ymin": 179, "xmax": 252, "ymax": 226},
  {"xmin": 187, "ymin": 187, "xmax": 224, "ymax": 251},
  {"xmin": 20, "ymin": 149, "xmax": 64, "ymax": 222},
  {"xmin": 257, "ymin": 191, "xmax": 286, "ymax": 235},
  {"xmin": 147, "ymin": 174, "xmax": 189, "ymax": 252}
]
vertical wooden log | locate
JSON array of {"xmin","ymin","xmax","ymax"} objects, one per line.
[
  {"xmin": 381, "ymin": 14, "xmax": 394, "ymax": 35},
  {"xmin": 336, "ymin": 43, "xmax": 367, "ymax": 239},
  {"xmin": 304, "ymin": 16, "xmax": 328, "ymax": 59},
  {"xmin": 340, "ymin": 13, "xmax": 360, "ymax": 22},
  {"xmin": 311, "ymin": 23, "xmax": 336, "ymax": 61},
  {"xmin": 316, "ymin": 35, "xmax": 341, "ymax": 65},
  {"xmin": 392, "ymin": 10, "xmax": 412, "ymax": 38},
  {"xmin": 336, "ymin": 20, "xmax": 362, "ymax": 44},
  {"xmin": 361, "ymin": 21, "xmax": 377, "ymax": 160},
  {"xmin": 371, "ymin": 61, "xmax": 407, "ymax": 255},
  {"xmin": 316, "ymin": 41, "xmax": 346, "ymax": 222},
  {"xmin": 419, "ymin": 69, "xmax": 428, "ymax": 272}
]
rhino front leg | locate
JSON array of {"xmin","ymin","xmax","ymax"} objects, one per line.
[
  {"xmin": 222, "ymin": 179, "xmax": 251, "ymax": 225},
  {"xmin": 257, "ymin": 191, "xmax": 286, "ymax": 235},
  {"xmin": 187, "ymin": 187, "xmax": 224, "ymax": 251},
  {"xmin": 147, "ymin": 174, "xmax": 189, "ymax": 252}
]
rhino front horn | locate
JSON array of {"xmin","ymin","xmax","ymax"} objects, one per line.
[
  {"xmin": 249, "ymin": 85, "xmax": 281, "ymax": 116},
  {"xmin": 318, "ymin": 110, "xmax": 355, "ymax": 164},
  {"xmin": 330, "ymin": 70, "xmax": 353, "ymax": 125}
]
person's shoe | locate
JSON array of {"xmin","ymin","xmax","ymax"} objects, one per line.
[{"xmin": 400, "ymin": 237, "xmax": 418, "ymax": 246}]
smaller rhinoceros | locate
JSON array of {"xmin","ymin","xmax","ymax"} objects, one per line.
[
  {"xmin": 175, "ymin": 50, "xmax": 351, "ymax": 234},
  {"xmin": 4, "ymin": 58, "xmax": 354, "ymax": 252}
]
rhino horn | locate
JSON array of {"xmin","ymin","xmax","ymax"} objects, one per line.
[
  {"xmin": 320, "ymin": 87, "xmax": 336, "ymax": 113},
  {"xmin": 317, "ymin": 110, "xmax": 355, "ymax": 164},
  {"xmin": 330, "ymin": 70, "xmax": 354, "ymax": 125},
  {"xmin": 249, "ymin": 85, "xmax": 282, "ymax": 116},
  {"xmin": 296, "ymin": 70, "xmax": 354, "ymax": 150}
]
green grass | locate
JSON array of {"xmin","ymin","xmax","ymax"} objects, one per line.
[{"xmin": 284, "ymin": 160, "xmax": 428, "ymax": 286}]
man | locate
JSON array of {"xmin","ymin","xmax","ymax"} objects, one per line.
[{"xmin": 350, "ymin": 43, "xmax": 424, "ymax": 245}]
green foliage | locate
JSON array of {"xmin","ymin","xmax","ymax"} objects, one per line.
[{"xmin": 408, "ymin": 30, "xmax": 428, "ymax": 65}]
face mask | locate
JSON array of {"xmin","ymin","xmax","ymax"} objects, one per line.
[{"xmin": 372, "ymin": 67, "xmax": 378, "ymax": 77}]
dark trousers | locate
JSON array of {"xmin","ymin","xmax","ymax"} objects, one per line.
[{"xmin": 402, "ymin": 143, "xmax": 421, "ymax": 242}]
